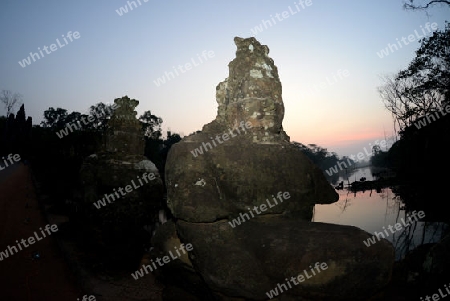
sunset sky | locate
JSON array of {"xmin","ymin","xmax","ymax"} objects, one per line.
[{"xmin": 1, "ymin": 0, "xmax": 448, "ymax": 157}]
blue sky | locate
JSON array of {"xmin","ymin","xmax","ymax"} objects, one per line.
[{"xmin": 1, "ymin": 0, "xmax": 449, "ymax": 157}]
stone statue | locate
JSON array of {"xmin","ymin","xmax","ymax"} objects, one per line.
[{"xmin": 151, "ymin": 37, "xmax": 394, "ymax": 301}]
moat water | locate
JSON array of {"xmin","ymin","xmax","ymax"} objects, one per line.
[{"xmin": 312, "ymin": 166, "xmax": 448, "ymax": 260}]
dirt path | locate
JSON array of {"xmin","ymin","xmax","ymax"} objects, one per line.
[{"xmin": 0, "ymin": 163, "xmax": 83, "ymax": 301}]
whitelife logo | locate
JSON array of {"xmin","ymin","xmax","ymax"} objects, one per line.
[
  {"xmin": 363, "ymin": 210, "xmax": 425, "ymax": 247},
  {"xmin": 93, "ymin": 172, "xmax": 156, "ymax": 209},
  {"xmin": 77, "ymin": 295, "xmax": 96, "ymax": 301},
  {"xmin": 18, "ymin": 31, "xmax": 81, "ymax": 68},
  {"xmin": 250, "ymin": 0, "xmax": 313, "ymax": 35},
  {"xmin": 414, "ymin": 104, "xmax": 450, "ymax": 130},
  {"xmin": 131, "ymin": 243, "xmax": 193, "ymax": 280},
  {"xmin": 266, "ymin": 262, "xmax": 329, "ymax": 299},
  {"xmin": 376, "ymin": 22, "xmax": 438, "ymax": 58},
  {"xmin": 325, "ymin": 139, "xmax": 391, "ymax": 176},
  {"xmin": 190, "ymin": 121, "xmax": 252, "ymax": 158},
  {"xmin": 305, "ymin": 69, "xmax": 350, "ymax": 96},
  {"xmin": 153, "ymin": 50, "xmax": 215, "ymax": 87},
  {"xmin": 228, "ymin": 192, "xmax": 291, "ymax": 228},
  {"xmin": 0, "ymin": 224, "xmax": 58, "ymax": 261},
  {"xmin": 0, "ymin": 153, "xmax": 21, "ymax": 171},
  {"xmin": 115, "ymin": 0, "xmax": 149, "ymax": 16},
  {"xmin": 419, "ymin": 282, "xmax": 450, "ymax": 301},
  {"xmin": 55, "ymin": 103, "xmax": 120, "ymax": 139}
]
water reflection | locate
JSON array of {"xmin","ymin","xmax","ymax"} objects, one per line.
[{"xmin": 313, "ymin": 167, "xmax": 448, "ymax": 261}]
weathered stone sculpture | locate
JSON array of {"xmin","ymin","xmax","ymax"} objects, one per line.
[
  {"xmin": 215, "ymin": 37, "xmax": 287, "ymax": 143},
  {"xmin": 104, "ymin": 96, "xmax": 144, "ymax": 155},
  {"xmin": 79, "ymin": 96, "xmax": 164, "ymax": 262},
  {"xmin": 167, "ymin": 37, "xmax": 337, "ymax": 223},
  {"xmin": 153, "ymin": 38, "xmax": 394, "ymax": 300}
]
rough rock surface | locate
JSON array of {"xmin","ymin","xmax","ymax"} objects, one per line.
[
  {"xmin": 177, "ymin": 216, "xmax": 394, "ymax": 301},
  {"xmin": 79, "ymin": 96, "xmax": 164, "ymax": 261},
  {"xmin": 104, "ymin": 96, "xmax": 145, "ymax": 155},
  {"xmin": 167, "ymin": 37, "xmax": 338, "ymax": 222},
  {"xmin": 167, "ymin": 140, "xmax": 338, "ymax": 222},
  {"xmin": 80, "ymin": 96, "xmax": 163, "ymax": 209},
  {"xmin": 214, "ymin": 37, "xmax": 287, "ymax": 143},
  {"xmin": 154, "ymin": 37, "xmax": 394, "ymax": 300}
]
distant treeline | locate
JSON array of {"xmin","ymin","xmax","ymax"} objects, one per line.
[
  {"xmin": 1, "ymin": 99, "xmax": 181, "ymax": 179},
  {"xmin": 0, "ymin": 96, "xmax": 182, "ymax": 269},
  {"xmin": 373, "ymin": 22, "xmax": 449, "ymax": 182},
  {"xmin": 292, "ymin": 142, "xmax": 359, "ymax": 183},
  {"xmin": 372, "ymin": 22, "xmax": 449, "ymax": 214},
  {"xmin": 293, "ymin": 142, "xmax": 341, "ymax": 171}
]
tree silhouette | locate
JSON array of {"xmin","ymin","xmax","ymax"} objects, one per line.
[
  {"xmin": 139, "ymin": 110, "xmax": 163, "ymax": 138},
  {"xmin": 292, "ymin": 142, "xmax": 342, "ymax": 172},
  {"xmin": 398, "ymin": 21, "xmax": 450, "ymax": 105},
  {"xmin": 88, "ymin": 102, "xmax": 116, "ymax": 131},
  {"xmin": 378, "ymin": 22, "xmax": 449, "ymax": 133},
  {"xmin": 41, "ymin": 107, "xmax": 68, "ymax": 128},
  {"xmin": 0, "ymin": 103, "xmax": 32, "ymax": 157},
  {"xmin": 403, "ymin": 0, "xmax": 450, "ymax": 10},
  {"xmin": 0, "ymin": 89, "xmax": 22, "ymax": 116}
]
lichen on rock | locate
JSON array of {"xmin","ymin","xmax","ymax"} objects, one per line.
[{"xmin": 214, "ymin": 37, "xmax": 288, "ymax": 144}]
